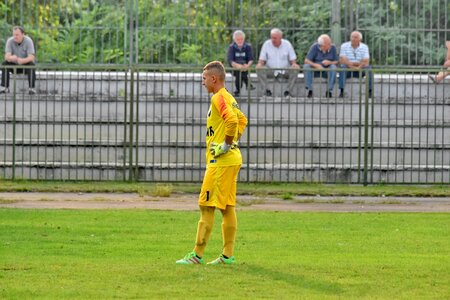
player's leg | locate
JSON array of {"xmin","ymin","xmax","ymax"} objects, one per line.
[
  {"xmin": 0, "ymin": 61, "xmax": 14, "ymax": 92},
  {"xmin": 193, "ymin": 205, "xmax": 215, "ymax": 258},
  {"xmin": 176, "ymin": 167, "xmax": 218, "ymax": 265},
  {"xmin": 256, "ymin": 67, "xmax": 272, "ymax": 96},
  {"xmin": 435, "ymin": 68, "xmax": 450, "ymax": 83},
  {"xmin": 286, "ymin": 67, "xmax": 299, "ymax": 96},
  {"xmin": 207, "ymin": 165, "xmax": 240, "ymax": 265},
  {"xmin": 233, "ymin": 70, "xmax": 241, "ymax": 96},
  {"xmin": 221, "ymin": 205, "xmax": 237, "ymax": 258}
]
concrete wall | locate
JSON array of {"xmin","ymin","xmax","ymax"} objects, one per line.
[{"xmin": 1, "ymin": 71, "xmax": 449, "ymax": 183}]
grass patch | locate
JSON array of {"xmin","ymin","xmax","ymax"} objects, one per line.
[
  {"xmin": 236, "ymin": 199, "xmax": 266, "ymax": 207},
  {"xmin": 0, "ymin": 199, "xmax": 18, "ymax": 204},
  {"xmin": 379, "ymin": 200, "xmax": 412, "ymax": 205},
  {"xmin": 1, "ymin": 209, "xmax": 449, "ymax": 299},
  {"xmin": 328, "ymin": 199, "xmax": 345, "ymax": 204},
  {"xmin": 280, "ymin": 192, "xmax": 294, "ymax": 200},
  {"xmin": 152, "ymin": 184, "xmax": 173, "ymax": 197},
  {"xmin": 0, "ymin": 180, "xmax": 448, "ymax": 197},
  {"xmin": 294, "ymin": 198, "xmax": 316, "ymax": 204}
]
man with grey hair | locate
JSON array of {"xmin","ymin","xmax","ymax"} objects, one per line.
[
  {"xmin": 304, "ymin": 34, "xmax": 338, "ymax": 98},
  {"xmin": 227, "ymin": 30, "xmax": 254, "ymax": 97},
  {"xmin": 338, "ymin": 30, "xmax": 373, "ymax": 98},
  {"xmin": 256, "ymin": 28, "xmax": 300, "ymax": 97},
  {"xmin": 1, "ymin": 26, "xmax": 36, "ymax": 95},
  {"xmin": 429, "ymin": 40, "xmax": 450, "ymax": 84}
]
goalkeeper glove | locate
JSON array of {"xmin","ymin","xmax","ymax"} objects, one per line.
[{"xmin": 209, "ymin": 142, "xmax": 232, "ymax": 158}]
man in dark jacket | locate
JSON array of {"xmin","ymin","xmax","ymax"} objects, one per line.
[{"xmin": 227, "ymin": 30, "xmax": 254, "ymax": 97}]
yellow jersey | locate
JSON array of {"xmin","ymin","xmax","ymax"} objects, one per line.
[{"xmin": 205, "ymin": 87, "xmax": 248, "ymax": 167}]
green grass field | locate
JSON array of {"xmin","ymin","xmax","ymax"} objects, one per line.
[
  {"xmin": 1, "ymin": 209, "xmax": 449, "ymax": 299},
  {"xmin": 1, "ymin": 180, "xmax": 449, "ymax": 197}
]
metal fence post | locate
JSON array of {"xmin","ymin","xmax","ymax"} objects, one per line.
[
  {"xmin": 134, "ymin": 67, "xmax": 140, "ymax": 180},
  {"xmin": 123, "ymin": 69, "xmax": 129, "ymax": 181},
  {"xmin": 246, "ymin": 89, "xmax": 251, "ymax": 183},
  {"xmin": 12, "ymin": 67, "xmax": 17, "ymax": 180},
  {"xmin": 128, "ymin": 67, "xmax": 135, "ymax": 181},
  {"xmin": 363, "ymin": 73, "xmax": 370, "ymax": 186},
  {"xmin": 128, "ymin": 0, "xmax": 135, "ymax": 66},
  {"xmin": 331, "ymin": 0, "xmax": 341, "ymax": 47}
]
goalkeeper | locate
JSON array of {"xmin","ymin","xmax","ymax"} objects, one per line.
[{"xmin": 176, "ymin": 61, "xmax": 248, "ymax": 265}]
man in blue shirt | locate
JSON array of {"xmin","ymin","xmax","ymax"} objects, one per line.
[
  {"xmin": 227, "ymin": 30, "xmax": 254, "ymax": 97},
  {"xmin": 339, "ymin": 31, "xmax": 373, "ymax": 98},
  {"xmin": 304, "ymin": 34, "xmax": 338, "ymax": 98}
]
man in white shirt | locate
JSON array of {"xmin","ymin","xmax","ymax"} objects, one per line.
[
  {"xmin": 429, "ymin": 41, "xmax": 450, "ymax": 84},
  {"xmin": 338, "ymin": 31, "xmax": 373, "ymax": 98},
  {"xmin": 256, "ymin": 28, "xmax": 300, "ymax": 97}
]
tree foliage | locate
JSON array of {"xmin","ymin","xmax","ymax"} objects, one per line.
[{"xmin": 0, "ymin": 0, "xmax": 448, "ymax": 65}]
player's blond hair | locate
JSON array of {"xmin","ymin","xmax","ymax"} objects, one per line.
[{"xmin": 203, "ymin": 61, "xmax": 226, "ymax": 81}]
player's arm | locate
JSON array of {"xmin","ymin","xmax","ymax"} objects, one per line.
[
  {"xmin": 237, "ymin": 110, "xmax": 248, "ymax": 139},
  {"xmin": 256, "ymin": 59, "xmax": 266, "ymax": 68},
  {"xmin": 444, "ymin": 41, "xmax": 450, "ymax": 67},
  {"xmin": 359, "ymin": 57, "xmax": 369, "ymax": 68},
  {"xmin": 209, "ymin": 96, "xmax": 238, "ymax": 158},
  {"xmin": 5, "ymin": 52, "xmax": 18, "ymax": 63},
  {"xmin": 4, "ymin": 40, "xmax": 17, "ymax": 63},
  {"xmin": 17, "ymin": 53, "xmax": 35, "ymax": 65}
]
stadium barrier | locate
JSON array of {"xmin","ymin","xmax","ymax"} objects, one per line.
[{"xmin": 0, "ymin": 65, "xmax": 449, "ymax": 184}]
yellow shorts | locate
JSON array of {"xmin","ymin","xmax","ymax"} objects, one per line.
[{"xmin": 198, "ymin": 165, "xmax": 241, "ymax": 210}]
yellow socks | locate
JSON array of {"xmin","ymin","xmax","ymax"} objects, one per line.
[
  {"xmin": 194, "ymin": 206, "xmax": 215, "ymax": 257},
  {"xmin": 221, "ymin": 205, "xmax": 237, "ymax": 258}
]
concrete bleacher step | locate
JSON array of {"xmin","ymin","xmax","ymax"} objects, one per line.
[
  {"xmin": 1, "ymin": 139, "xmax": 449, "ymax": 166},
  {"xmin": 2, "ymin": 72, "xmax": 449, "ymax": 182},
  {"xmin": 0, "ymin": 161, "xmax": 448, "ymax": 183}
]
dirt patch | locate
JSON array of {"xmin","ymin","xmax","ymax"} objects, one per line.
[{"xmin": 0, "ymin": 192, "xmax": 449, "ymax": 212}]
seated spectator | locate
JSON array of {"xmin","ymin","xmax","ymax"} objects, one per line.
[
  {"xmin": 0, "ymin": 26, "xmax": 36, "ymax": 95},
  {"xmin": 304, "ymin": 34, "xmax": 338, "ymax": 98},
  {"xmin": 227, "ymin": 30, "xmax": 254, "ymax": 97},
  {"xmin": 339, "ymin": 31, "xmax": 373, "ymax": 98},
  {"xmin": 256, "ymin": 28, "xmax": 299, "ymax": 97},
  {"xmin": 429, "ymin": 41, "xmax": 450, "ymax": 84}
]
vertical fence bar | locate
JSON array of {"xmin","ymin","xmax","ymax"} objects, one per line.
[
  {"xmin": 128, "ymin": 67, "xmax": 135, "ymax": 181},
  {"xmin": 357, "ymin": 71, "xmax": 362, "ymax": 183},
  {"xmin": 246, "ymin": 93, "xmax": 250, "ymax": 183},
  {"xmin": 11, "ymin": 67, "xmax": 17, "ymax": 179},
  {"xmin": 123, "ymin": 69, "xmax": 128, "ymax": 181},
  {"xmin": 363, "ymin": 72, "xmax": 370, "ymax": 186},
  {"xmin": 134, "ymin": 68, "xmax": 140, "ymax": 180}
]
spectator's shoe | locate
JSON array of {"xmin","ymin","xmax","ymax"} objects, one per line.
[
  {"xmin": 29, "ymin": 88, "xmax": 36, "ymax": 95},
  {"xmin": 207, "ymin": 254, "xmax": 235, "ymax": 265},
  {"xmin": 0, "ymin": 87, "xmax": 9, "ymax": 94},
  {"xmin": 233, "ymin": 90, "xmax": 240, "ymax": 97},
  {"xmin": 283, "ymin": 90, "xmax": 290, "ymax": 98},
  {"xmin": 428, "ymin": 75, "xmax": 437, "ymax": 84},
  {"xmin": 339, "ymin": 89, "xmax": 344, "ymax": 98},
  {"xmin": 175, "ymin": 251, "xmax": 204, "ymax": 265},
  {"xmin": 307, "ymin": 90, "xmax": 313, "ymax": 98},
  {"xmin": 325, "ymin": 91, "xmax": 333, "ymax": 98},
  {"xmin": 368, "ymin": 89, "xmax": 373, "ymax": 98},
  {"xmin": 265, "ymin": 89, "xmax": 272, "ymax": 97},
  {"xmin": 249, "ymin": 84, "xmax": 256, "ymax": 90}
]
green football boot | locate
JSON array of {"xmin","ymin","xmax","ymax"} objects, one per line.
[
  {"xmin": 207, "ymin": 255, "xmax": 235, "ymax": 265},
  {"xmin": 175, "ymin": 251, "xmax": 204, "ymax": 265}
]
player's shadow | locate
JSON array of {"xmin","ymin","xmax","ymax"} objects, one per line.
[{"xmin": 243, "ymin": 264, "xmax": 344, "ymax": 295}]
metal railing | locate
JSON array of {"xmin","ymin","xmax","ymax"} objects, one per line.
[
  {"xmin": 0, "ymin": 0, "xmax": 449, "ymax": 66},
  {"xmin": 0, "ymin": 65, "xmax": 448, "ymax": 184}
]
